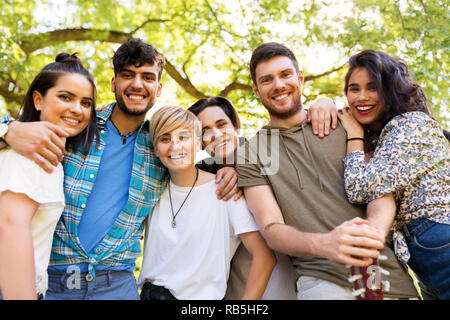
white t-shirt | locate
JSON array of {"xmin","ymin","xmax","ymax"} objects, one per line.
[
  {"xmin": 0, "ymin": 148, "xmax": 65, "ymax": 296},
  {"xmin": 138, "ymin": 179, "xmax": 259, "ymax": 300}
]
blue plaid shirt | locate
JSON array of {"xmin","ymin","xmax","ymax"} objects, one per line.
[{"xmin": 3, "ymin": 103, "xmax": 168, "ymax": 277}]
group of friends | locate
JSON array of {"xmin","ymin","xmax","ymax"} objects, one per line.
[{"xmin": 0, "ymin": 38, "xmax": 448, "ymax": 300}]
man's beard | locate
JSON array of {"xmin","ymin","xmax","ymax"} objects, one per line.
[
  {"xmin": 264, "ymin": 95, "xmax": 303, "ymax": 119},
  {"xmin": 115, "ymin": 92, "xmax": 153, "ymax": 116}
]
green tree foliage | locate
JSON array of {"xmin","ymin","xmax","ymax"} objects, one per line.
[{"xmin": 0, "ymin": 0, "xmax": 448, "ymax": 135}]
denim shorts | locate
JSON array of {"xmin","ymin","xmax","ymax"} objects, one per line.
[{"xmin": 403, "ymin": 219, "xmax": 450, "ymax": 300}]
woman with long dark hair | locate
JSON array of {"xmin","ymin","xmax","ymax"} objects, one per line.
[
  {"xmin": 338, "ymin": 50, "xmax": 449, "ymax": 299},
  {"xmin": 0, "ymin": 53, "xmax": 98, "ymax": 299}
]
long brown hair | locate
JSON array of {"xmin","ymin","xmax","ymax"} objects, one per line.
[{"xmin": 344, "ymin": 50, "xmax": 435, "ymax": 150}]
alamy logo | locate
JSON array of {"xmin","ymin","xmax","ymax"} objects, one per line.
[{"xmin": 66, "ymin": 265, "xmax": 81, "ymax": 290}]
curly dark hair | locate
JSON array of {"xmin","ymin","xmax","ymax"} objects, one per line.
[{"xmin": 113, "ymin": 38, "xmax": 165, "ymax": 80}]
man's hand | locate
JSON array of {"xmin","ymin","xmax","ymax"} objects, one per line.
[
  {"xmin": 307, "ymin": 97, "xmax": 338, "ymax": 138},
  {"xmin": 215, "ymin": 167, "xmax": 243, "ymax": 201},
  {"xmin": 316, "ymin": 217, "xmax": 385, "ymax": 267},
  {"xmin": 5, "ymin": 121, "xmax": 68, "ymax": 173}
]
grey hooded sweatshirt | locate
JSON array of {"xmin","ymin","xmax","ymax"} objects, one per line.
[{"xmin": 237, "ymin": 119, "xmax": 418, "ymax": 299}]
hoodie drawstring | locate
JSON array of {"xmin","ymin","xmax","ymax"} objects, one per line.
[
  {"xmin": 279, "ymin": 133, "xmax": 304, "ymax": 190},
  {"xmin": 300, "ymin": 122, "xmax": 324, "ymax": 191},
  {"xmin": 278, "ymin": 122, "xmax": 324, "ymax": 192}
]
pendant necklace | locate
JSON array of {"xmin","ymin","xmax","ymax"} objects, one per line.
[
  {"xmin": 109, "ymin": 118, "xmax": 136, "ymax": 144},
  {"xmin": 168, "ymin": 167, "xmax": 199, "ymax": 228}
]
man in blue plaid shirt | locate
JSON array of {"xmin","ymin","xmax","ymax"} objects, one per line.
[{"xmin": 2, "ymin": 38, "xmax": 238, "ymax": 299}]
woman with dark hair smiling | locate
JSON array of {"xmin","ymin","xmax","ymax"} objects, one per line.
[
  {"xmin": 0, "ymin": 53, "xmax": 98, "ymax": 299},
  {"xmin": 338, "ymin": 50, "xmax": 450, "ymax": 300}
]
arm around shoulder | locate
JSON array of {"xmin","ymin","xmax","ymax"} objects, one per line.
[{"xmin": 4, "ymin": 121, "xmax": 68, "ymax": 173}]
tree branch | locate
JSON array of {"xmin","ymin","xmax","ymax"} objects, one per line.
[
  {"xmin": 0, "ymin": 71, "xmax": 24, "ymax": 108},
  {"xmin": 219, "ymin": 81, "xmax": 251, "ymax": 97},
  {"xmin": 303, "ymin": 89, "xmax": 340, "ymax": 105},
  {"xmin": 130, "ymin": 18, "xmax": 172, "ymax": 35},
  {"xmin": 17, "ymin": 27, "xmax": 209, "ymax": 99},
  {"xmin": 13, "ymin": 28, "xmax": 347, "ymax": 106},
  {"xmin": 164, "ymin": 59, "xmax": 208, "ymax": 99},
  {"xmin": 182, "ymin": 39, "xmax": 207, "ymax": 75},
  {"xmin": 0, "ymin": 86, "xmax": 23, "ymax": 105},
  {"xmin": 304, "ymin": 62, "xmax": 346, "ymax": 82},
  {"xmin": 204, "ymin": 0, "xmax": 244, "ymax": 39},
  {"xmin": 19, "ymin": 28, "xmax": 131, "ymax": 54}
]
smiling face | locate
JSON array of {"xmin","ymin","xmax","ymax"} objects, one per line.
[
  {"xmin": 33, "ymin": 73, "xmax": 93, "ymax": 137},
  {"xmin": 196, "ymin": 106, "xmax": 239, "ymax": 161},
  {"xmin": 155, "ymin": 126, "xmax": 200, "ymax": 174},
  {"xmin": 252, "ymin": 55, "xmax": 304, "ymax": 121},
  {"xmin": 346, "ymin": 67, "xmax": 385, "ymax": 131},
  {"xmin": 111, "ymin": 63, "xmax": 162, "ymax": 117}
]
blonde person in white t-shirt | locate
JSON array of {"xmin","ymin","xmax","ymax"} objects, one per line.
[
  {"xmin": 138, "ymin": 105, "xmax": 275, "ymax": 300},
  {"xmin": 0, "ymin": 53, "xmax": 98, "ymax": 300}
]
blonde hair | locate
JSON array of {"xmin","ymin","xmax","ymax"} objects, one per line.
[{"xmin": 149, "ymin": 105, "xmax": 201, "ymax": 147}]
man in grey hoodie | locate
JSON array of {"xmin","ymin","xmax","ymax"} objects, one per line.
[{"xmin": 236, "ymin": 42, "xmax": 419, "ymax": 299}]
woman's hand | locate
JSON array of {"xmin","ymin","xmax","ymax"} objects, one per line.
[{"xmin": 337, "ymin": 107, "xmax": 364, "ymax": 139}]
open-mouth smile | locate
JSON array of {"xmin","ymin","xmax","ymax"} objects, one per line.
[
  {"xmin": 355, "ymin": 105, "xmax": 376, "ymax": 114},
  {"xmin": 61, "ymin": 116, "xmax": 81, "ymax": 126},
  {"xmin": 272, "ymin": 92, "xmax": 290, "ymax": 101},
  {"xmin": 169, "ymin": 153, "xmax": 187, "ymax": 160}
]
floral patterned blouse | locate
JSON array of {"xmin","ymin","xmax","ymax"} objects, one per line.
[{"xmin": 342, "ymin": 111, "xmax": 450, "ymax": 265}]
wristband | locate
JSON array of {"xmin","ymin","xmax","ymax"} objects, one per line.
[
  {"xmin": 346, "ymin": 137, "xmax": 364, "ymax": 142},
  {"xmin": 0, "ymin": 120, "xmax": 16, "ymax": 146}
]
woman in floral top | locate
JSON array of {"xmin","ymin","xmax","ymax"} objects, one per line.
[{"xmin": 337, "ymin": 50, "xmax": 449, "ymax": 300}]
